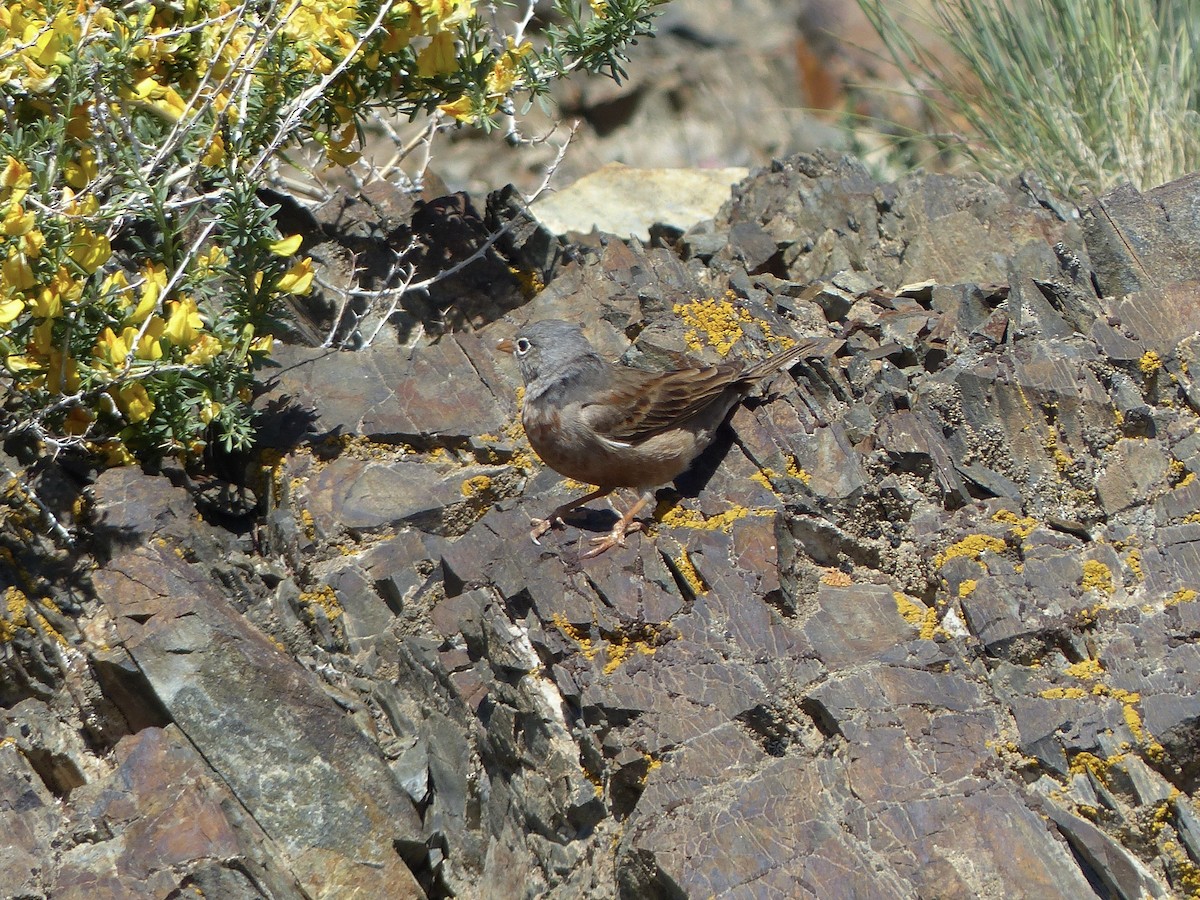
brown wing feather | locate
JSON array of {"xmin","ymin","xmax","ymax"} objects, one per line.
[
  {"xmin": 583, "ymin": 363, "xmax": 744, "ymax": 444},
  {"xmin": 581, "ymin": 335, "xmax": 842, "ymax": 445}
]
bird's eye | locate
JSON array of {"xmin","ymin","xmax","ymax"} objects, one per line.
[{"xmin": 515, "ymin": 338, "xmax": 532, "ymax": 355}]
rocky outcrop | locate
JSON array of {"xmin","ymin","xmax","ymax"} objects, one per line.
[{"xmin": 3, "ymin": 154, "xmax": 1200, "ymax": 898}]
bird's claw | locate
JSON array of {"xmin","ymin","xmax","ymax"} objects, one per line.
[
  {"xmin": 529, "ymin": 516, "xmax": 565, "ymax": 544},
  {"xmin": 581, "ymin": 520, "xmax": 643, "ymax": 559}
]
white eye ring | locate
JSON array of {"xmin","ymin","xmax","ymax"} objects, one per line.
[{"xmin": 515, "ymin": 338, "xmax": 532, "ymax": 355}]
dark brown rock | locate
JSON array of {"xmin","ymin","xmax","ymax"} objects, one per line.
[{"xmin": 92, "ymin": 545, "xmax": 425, "ymax": 898}]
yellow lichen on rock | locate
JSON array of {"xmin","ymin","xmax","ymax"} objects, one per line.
[
  {"xmin": 550, "ymin": 613, "xmax": 596, "ymax": 660},
  {"xmin": 992, "ymin": 508, "xmax": 1037, "ymax": 539},
  {"xmin": 2, "ymin": 586, "xmax": 29, "ymax": 642},
  {"xmin": 933, "ymin": 534, "xmax": 1007, "ymax": 569},
  {"xmin": 1065, "ymin": 658, "xmax": 1104, "ymax": 680},
  {"xmin": 894, "ymin": 592, "xmax": 938, "ymax": 640},
  {"xmin": 673, "ymin": 550, "xmax": 708, "ymax": 595},
  {"xmin": 299, "ymin": 584, "xmax": 342, "ymax": 621},
  {"xmin": 1081, "ymin": 559, "xmax": 1114, "ymax": 595},
  {"xmin": 1167, "ymin": 588, "xmax": 1198, "ymax": 606},
  {"xmin": 655, "ymin": 503, "xmax": 769, "ymax": 532},
  {"xmin": 1040, "ymin": 686, "xmax": 1088, "ymax": 699},
  {"xmin": 460, "ymin": 474, "xmax": 492, "ymax": 498},
  {"xmin": 673, "ymin": 294, "xmax": 752, "ymax": 356},
  {"xmin": 602, "ymin": 631, "xmax": 658, "ymax": 675}
]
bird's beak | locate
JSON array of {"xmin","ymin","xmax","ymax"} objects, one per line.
[{"xmin": 496, "ymin": 338, "xmax": 515, "ymax": 353}]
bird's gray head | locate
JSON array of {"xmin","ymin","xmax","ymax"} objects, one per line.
[{"xmin": 497, "ymin": 319, "xmax": 602, "ymax": 386}]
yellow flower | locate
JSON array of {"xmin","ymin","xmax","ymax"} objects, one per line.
[
  {"xmin": 31, "ymin": 11, "xmax": 76, "ymax": 66},
  {"xmin": 96, "ymin": 439, "xmax": 137, "ymax": 467},
  {"xmin": 6, "ymin": 355, "xmax": 42, "ymax": 374},
  {"xmin": 127, "ymin": 262, "xmax": 166, "ymax": 323},
  {"xmin": 63, "ymin": 406, "xmax": 91, "ymax": 433},
  {"xmin": 33, "ymin": 267, "xmax": 81, "ymax": 319},
  {"xmin": 0, "ymin": 157, "xmax": 31, "ymax": 205},
  {"xmin": 268, "ymin": 234, "xmax": 303, "ymax": 256},
  {"xmin": 31, "ymin": 318, "xmax": 54, "ymax": 354},
  {"xmin": 438, "ymin": 94, "xmax": 475, "ymax": 122},
  {"xmin": 114, "ymin": 382, "xmax": 154, "ymax": 423},
  {"xmin": 94, "ymin": 326, "xmax": 129, "ymax": 366},
  {"xmin": 3, "ymin": 249, "xmax": 36, "ymax": 290},
  {"xmin": 321, "ymin": 123, "xmax": 360, "ymax": 167},
  {"xmin": 1, "ymin": 202, "xmax": 35, "ymax": 236},
  {"xmin": 137, "ymin": 316, "xmax": 166, "ymax": 360},
  {"xmin": 126, "ymin": 77, "xmax": 187, "ymax": 122},
  {"xmin": 417, "ymin": 31, "xmax": 459, "ymax": 76},
  {"xmin": 414, "ymin": 0, "xmax": 475, "ymax": 29},
  {"xmin": 66, "ymin": 103, "xmax": 92, "ymax": 140},
  {"xmin": 277, "ymin": 258, "xmax": 313, "ymax": 295},
  {"xmin": 69, "ymin": 228, "xmax": 111, "ymax": 274},
  {"xmin": 199, "ymin": 394, "xmax": 223, "ymax": 424},
  {"xmin": 19, "ymin": 228, "xmax": 44, "ymax": 259},
  {"xmin": 184, "ymin": 332, "xmax": 222, "ymax": 364},
  {"xmin": 0, "ymin": 296, "xmax": 24, "ymax": 325},
  {"xmin": 200, "ymin": 132, "xmax": 224, "ymax": 168},
  {"xmin": 21, "ymin": 54, "xmax": 59, "ymax": 93},
  {"xmin": 380, "ymin": 18, "xmax": 417, "ymax": 53},
  {"xmin": 64, "ymin": 146, "xmax": 98, "ymax": 189},
  {"xmin": 165, "ymin": 297, "xmax": 203, "ymax": 346},
  {"xmin": 197, "ymin": 245, "xmax": 228, "ymax": 272},
  {"xmin": 31, "ymin": 284, "xmax": 62, "ymax": 319}
]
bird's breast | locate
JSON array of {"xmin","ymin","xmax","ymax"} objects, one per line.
[{"xmin": 522, "ymin": 400, "xmax": 702, "ymax": 490}]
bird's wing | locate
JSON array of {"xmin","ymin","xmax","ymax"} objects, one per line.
[{"xmin": 581, "ymin": 363, "xmax": 743, "ymax": 444}]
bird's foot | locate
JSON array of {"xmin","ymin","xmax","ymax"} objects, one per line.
[
  {"xmin": 529, "ymin": 516, "xmax": 565, "ymax": 544},
  {"xmin": 582, "ymin": 520, "xmax": 644, "ymax": 559}
]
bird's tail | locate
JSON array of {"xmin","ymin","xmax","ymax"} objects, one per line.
[{"xmin": 744, "ymin": 335, "xmax": 842, "ymax": 380}]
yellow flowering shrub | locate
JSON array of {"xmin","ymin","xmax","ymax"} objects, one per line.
[{"xmin": 0, "ymin": 0, "xmax": 665, "ymax": 464}]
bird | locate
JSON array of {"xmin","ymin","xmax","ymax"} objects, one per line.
[{"xmin": 497, "ymin": 318, "xmax": 837, "ymax": 558}]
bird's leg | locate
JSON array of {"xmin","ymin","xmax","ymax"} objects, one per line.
[
  {"xmin": 582, "ymin": 491, "xmax": 653, "ymax": 559},
  {"xmin": 530, "ymin": 486, "xmax": 612, "ymax": 544}
]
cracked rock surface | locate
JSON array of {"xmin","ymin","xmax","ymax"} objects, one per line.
[{"xmin": 4, "ymin": 155, "xmax": 1200, "ymax": 898}]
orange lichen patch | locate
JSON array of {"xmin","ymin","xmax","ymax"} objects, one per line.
[
  {"xmin": 933, "ymin": 534, "xmax": 1007, "ymax": 569},
  {"xmin": 1081, "ymin": 560, "xmax": 1114, "ymax": 595},
  {"xmin": 894, "ymin": 592, "xmax": 938, "ymax": 640},
  {"xmin": 639, "ymin": 753, "xmax": 663, "ymax": 786},
  {"xmin": 1161, "ymin": 838, "xmax": 1200, "ymax": 896},
  {"xmin": 820, "ymin": 569, "xmax": 853, "ymax": 586},
  {"xmin": 1107, "ymin": 687, "xmax": 1165, "ymax": 759}
]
